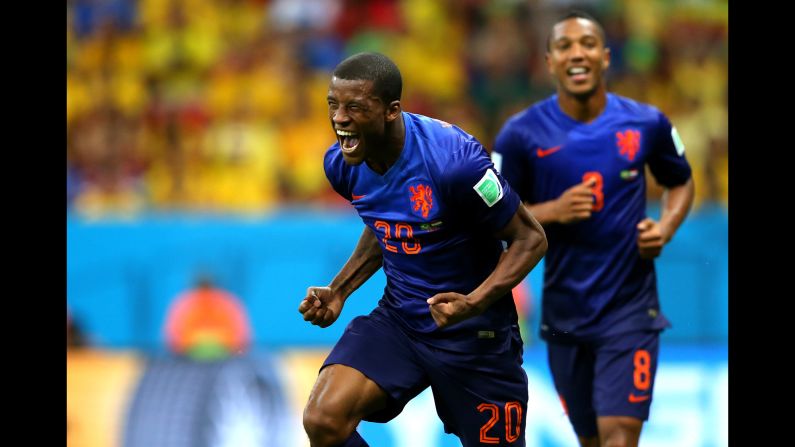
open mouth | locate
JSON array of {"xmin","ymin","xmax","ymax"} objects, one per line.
[
  {"xmin": 336, "ymin": 129, "xmax": 360, "ymax": 154},
  {"xmin": 567, "ymin": 66, "xmax": 590, "ymax": 83}
]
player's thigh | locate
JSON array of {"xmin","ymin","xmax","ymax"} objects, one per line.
[
  {"xmin": 592, "ymin": 330, "xmax": 660, "ymax": 421},
  {"xmin": 576, "ymin": 436, "xmax": 601, "ymax": 447},
  {"xmin": 428, "ymin": 337, "xmax": 528, "ymax": 446},
  {"xmin": 546, "ymin": 341, "xmax": 599, "ymax": 438},
  {"xmin": 320, "ymin": 309, "xmax": 430, "ymax": 422},
  {"xmin": 305, "ymin": 363, "xmax": 390, "ymax": 421}
]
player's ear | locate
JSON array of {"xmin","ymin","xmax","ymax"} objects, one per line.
[
  {"xmin": 602, "ymin": 46, "xmax": 611, "ymax": 71},
  {"xmin": 545, "ymin": 51, "xmax": 554, "ymax": 76},
  {"xmin": 385, "ymin": 100, "xmax": 401, "ymax": 122}
]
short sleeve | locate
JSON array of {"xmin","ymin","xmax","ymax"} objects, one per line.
[
  {"xmin": 492, "ymin": 123, "xmax": 534, "ymax": 202},
  {"xmin": 647, "ymin": 112, "xmax": 692, "ymax": 187},
  {"xmin": 441, "ymin": 136, "xmax": 520, "ymax": 233}
]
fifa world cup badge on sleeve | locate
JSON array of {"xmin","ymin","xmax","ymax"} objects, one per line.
[
  {"xmin": 671, "ymin": 126, "xmax": 686, "ymax": 156},
  {"xmin": 473, "ymin": 169, "xmax": 504, "ymax": 207}
]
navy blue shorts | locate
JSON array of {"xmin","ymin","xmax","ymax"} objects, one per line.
[
  {"xmin": 323, "ymin": 306, "xmax": 528, "ymax": 446},
  {"xmin": 546, "ymin": 330, "xmax": 660, "ymax": 437}
]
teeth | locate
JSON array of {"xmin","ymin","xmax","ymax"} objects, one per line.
[
  {"xmin": 336, "ymin": 130, "xmax": 357, "ymax": 136},
  {"xmin": 568, "ymin": 67, "xmax": 587, "ymax": 75}
]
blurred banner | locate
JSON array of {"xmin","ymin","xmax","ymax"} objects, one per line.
[
  {"xmin": 123, "ymin": 354, "xmax": 294, "ymax": 447},
  {"xmin": 67, "ymin": 346, "xmax": 727, "ymax": 447}
]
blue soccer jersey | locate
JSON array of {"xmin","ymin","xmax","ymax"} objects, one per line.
[
  {"xmin": 324, "ymin": 112, "xmax": 521, "ymax": 354},
  {"xmin": 492, "ymin": 93, "xmax": 692, "ymax": 341}
]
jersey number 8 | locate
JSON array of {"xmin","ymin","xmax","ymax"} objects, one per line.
[{"xmin": 582, "ymin": 171, "xmax": 604, "ymax": 212}]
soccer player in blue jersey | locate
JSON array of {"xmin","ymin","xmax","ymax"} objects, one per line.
[
  {"xmin": 491, "ymin": 11, "xmax": 695, "ymax": 447},
  {"xmin": 297, "ymin": 52, "xmax": 548, "ymax": 447}
]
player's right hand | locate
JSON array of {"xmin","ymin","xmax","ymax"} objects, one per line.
[
  {"xmin": 427, "ymin": 292, "xmax": 480, "ymax": 329},
  {"xmin": 555, "ymin": 178, "xmax": 597, "ymax": 224},
  {"xmin": 298, "ymin": 286, "xmax": 343, "ymax": 328}
]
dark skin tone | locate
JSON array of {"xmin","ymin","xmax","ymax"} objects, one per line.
[
  {"xmin": 533, "ymin": 18, "xmax": 695, "ymax": 447},
  {"xmin": 324, "ymin": 77, "xmax": 404, "ymax": 175},
  {"xmin": 298, "ymin": 77, "xmax": 548, "ymax": 447}
]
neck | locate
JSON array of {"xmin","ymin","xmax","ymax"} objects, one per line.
[
  {"xmin": 366, "ymin": 113, "xmax": 405, "ymax": 175},
  {"xmin": 557, "ymin": 85, "xmax": 608, "ymax": 123}
]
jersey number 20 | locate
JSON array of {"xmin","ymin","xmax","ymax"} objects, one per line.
[
  {"xmin": 478, "ymin": 402, "xmax": 522, "ymax": 444},
  {"xmin": 374, "ymin": 220, "xmax": 421, "ymax": 254}
]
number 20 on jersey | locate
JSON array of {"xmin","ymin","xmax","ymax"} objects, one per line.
[{"xmin": 374, "ymin": 220, "xmax": 422, "ymax": 254}]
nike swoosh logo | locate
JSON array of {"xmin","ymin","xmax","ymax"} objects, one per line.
[
  {"xmin": 628, "ymin": 393, "xmax": 650, "ymax": 403},
  {"xmin": 351, "ymin": 193, "xmax": 366, "ymax": 200},
  {"xmin": 536, "ymin": 146, "xmax": 562, "ymax": 158}
]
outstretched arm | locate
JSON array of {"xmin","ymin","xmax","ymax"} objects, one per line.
[
  {"xmin": 427, "ymin": 205, "xmax": 548, "ymax": 328},
  {"xmin": 637, "ymin": 177, "xmax": 695, "ymax": 259},
  {"xmin": 298, "ymin": 227, "xmax": 383, "ymax": 328}
]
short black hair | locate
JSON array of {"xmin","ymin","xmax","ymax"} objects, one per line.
[
  {"xmin": 332, "ymin": 52, "xmax": 402, "ymax": 104},
  {"xmin": 546, "ymin": 9, "xmax": 607, "ymax": 51}
]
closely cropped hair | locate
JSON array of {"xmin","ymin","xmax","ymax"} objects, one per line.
[
  {"xmin": 546, "ymin": 9, "xmax": 608, "ymax": 51},
  {"xmin": 332, "ymin": 52, "xmax": 403, "ymax": 104}
]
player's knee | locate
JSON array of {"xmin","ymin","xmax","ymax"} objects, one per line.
[
  {"xmin": 598, "ymin": 417, "xmax": 643, "ymax": 447},
  {"xmin": 303, "ymin": 403, "xmax": 355, "ymax": 446}
]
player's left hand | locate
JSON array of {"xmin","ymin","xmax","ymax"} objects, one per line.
[
  {"xmin": 636, "ymin": 217, "xmax": 671, "ymax": 259},
  {"xmin": 427, "ymin": 292, "xmax": 480, "ymax": 329}
]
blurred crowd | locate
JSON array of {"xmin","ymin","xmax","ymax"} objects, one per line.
[{"xmin": 66, "ymin": 0, "xmax": 728, "ymax": 219}]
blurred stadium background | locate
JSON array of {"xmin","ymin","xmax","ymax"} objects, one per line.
[{"xmin": 66, "ymin": 0, "xmax": 727, "ymax": 446}]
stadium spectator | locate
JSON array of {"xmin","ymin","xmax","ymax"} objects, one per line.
[
  {"xmin": 66, "ymin": 0, "xmax": 727, "ymax": 215},
  {"xmin": 163, "ymin": 275, "xmax": 252, "ymax": 361}
]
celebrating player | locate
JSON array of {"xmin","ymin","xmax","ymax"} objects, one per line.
[{"xmin": 298, "ymin": 52, "xmax": 547, "ymax": 447}]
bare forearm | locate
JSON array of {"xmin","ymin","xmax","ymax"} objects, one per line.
[
  {"xmin": 329, "ymin": 227, "xmax": 383, "ymax": 301},
  {"xmin": 659, "ymin": 178, "xmax": 695, "ymax": 241},
  {"xmin": 468, "ymin": 207, "xmax": 547, "ymax": 312},
  {"xmin": 526, "ymin": 201, "xmax": 559, "ymax": 225},
  {"xmin": 527, "ymin": 179, "xmax": 598, "ymax": 226}
]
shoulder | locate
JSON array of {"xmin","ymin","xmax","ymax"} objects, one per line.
[
  {"xmin": 404, "ymin": 113, "xmax": 489, "ymax": 192},
  {"xmin": 407, "ymin": 112, "xmax": 484, "ymax": 172},
  {"xmin": 610, "ymin": 93, "xmax": 668, "ymax": 125},
  {"xmin": 501, "ymin": 98, "xmax": 552, "ymax": 134},
  {"xmin": 439, "ymin": 134, "xmax": 493, "ymax": 190},
  {"xmin": 407, "ymin": 112, "xmax": 471, "ymax": 150},
  {"xmin": 495, "ymin": 97, "xmax": 554, "ymax": 147}
]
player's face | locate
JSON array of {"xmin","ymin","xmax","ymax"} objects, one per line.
[
  {"xmin": 546, "ymin": 18, "xmax": 610, "ymax": 99},
  {"xmin": 327, "ymin": 77, "xmax": 389, "ymax": 166}
]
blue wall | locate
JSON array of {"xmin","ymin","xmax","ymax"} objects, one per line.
[{"xmin": 66, "ymin": 205, "xmax": 728, "ymax": 349}]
